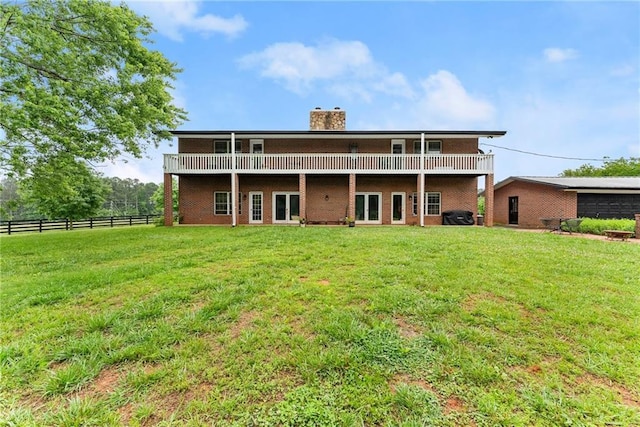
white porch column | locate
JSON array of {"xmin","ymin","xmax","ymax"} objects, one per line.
[
  {"xmin": 419, "ymin": 133, "xmax": 425, "ymax": 227},
  {"xmin": 231, "ymin": 132, "xmax": 237, "ymax": 227}
]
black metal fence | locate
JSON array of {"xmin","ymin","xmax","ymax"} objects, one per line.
[{"xmin": 0, "ymin": 215, "xmax": 161, "ymax": 235}]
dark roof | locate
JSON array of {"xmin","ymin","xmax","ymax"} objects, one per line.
[
  {"xmin": 494, "ymin": 176, "xmax": 640, "ymax": 191},
  {"xmin": 170, "ymin": 130, "xmax": 507, "ymax": 139}
]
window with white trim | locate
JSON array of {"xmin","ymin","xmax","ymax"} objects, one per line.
[
  {"xmin": 413, "ymin": 140, "xmax": 442, "ymax": 154},
  {"xmin": 214, "ymin": 192, "xmax": 231, "ymax": 215},
  {"xmin": 425, "ymin": 192, "xmax": 441, "ymax": 215},
  {"xmin": 213, "ymin": 192, "xmax": 242, "ymax": 215},
  {"xmin": 412, "ymin": 192, "xmax": 418, "ymax": 216},
  {"xmin": 391, "ymin": 139, "xmax": 405, "ymax": 154},
  {"xmin": 214, "ymin": 140, "xmax": 242, "ymax": 153}
]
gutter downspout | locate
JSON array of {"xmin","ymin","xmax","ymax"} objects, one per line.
[
  {"xmin": 420, "ymin": 133, "xmax": 425, "ymax": 227},
  {"xmin": 231, "ymin": 132, "xmax": 237, "ymax": 227}
]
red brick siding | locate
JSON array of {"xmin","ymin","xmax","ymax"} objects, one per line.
[
  {"xmin": 175, "ymin": 136, "xmax": 483, "ymax": 226},
  {"xmin": 164, "ymin": 173, "xmax": 173, "ymax": 226},
  {"xmin": 484, "ymin": 174, "xmax": 494, "ymax": 227},
  {"xmin": 179, "ymin": 175, "xmax": 232, "ymax": 224},
  {"xmin": 423, "ymin": 176, "xmax": 478, "ymax": 225},
  {"xmin": 306, "ymin": 175, "xmax": 350, "ymax": 222},
  {"xmin": 178, "ymin": 173, "xmax": 479, "ymax": 226},
  {"xmin": 178, "ymin": 138, "xmax": 479, "ymax": 155},
  {"xmin": 494, "ymin": 181, "xmax": 577, "ymax": 228}
]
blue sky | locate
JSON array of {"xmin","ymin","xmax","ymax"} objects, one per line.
[{"xmin": 102, "ymin": 1, "xmax": 640, "ymax": 184}]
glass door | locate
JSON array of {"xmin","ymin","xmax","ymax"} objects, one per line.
[
  {"xmin": 273, "ymin": 192, "xmax": 300, "ymax": 223},
  {"xmin": 355, "ymin": 193, "xmax": 381, "ymax": 224},
  {"xmin": 391, "ymin": 192, "xmax": 405, "ymax": 224},
  {"xmin": 509, "ymin": 196, "xmax": 518, "ymax": 225},
  {"xmin": 249, "ymin": 192, "xmax": 263, "ymax": 223}
]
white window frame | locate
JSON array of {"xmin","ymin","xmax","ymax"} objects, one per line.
[
  {"xmin": 214, "ymin": 139, "xmax": 242, "ymax": 153},
  {"xmin": 413, "ymin": 140, "xmax": 442, "ymax": 154},
  {"xmin": 249, "ymin": 191, "xmax": 263, "ymax": 224},
  {"xmin": 250, "ymin": 139, "xmax": 264, "ymax": 154},
  {"xmin": 427, "ymin": 140, "xmax": 442, "ymax": 154},
  {"xmin": 412, "ymin": 192, "xmax": 418, "ymax": 216},
  {"xmin": 214, "ymin": 191, "xmax": 232, "ymax": 215},
  {"xmin": 391, "ymin": 139, "xmax": 405, "ymax": 154},
  {"xmin": 425, "ymin": 192, "xmax": 441, "ymax": 216}
]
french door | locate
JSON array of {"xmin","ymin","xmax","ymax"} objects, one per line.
[
  {"xmin": 249, "ymin": 191, "xmax": 263, "ymax": 224},
  {"xmin": 391, "ymin": 192, "xmax": 405, "ymax": 224},
  {"xmin": 273, "ymin": 192, "xmax": 300, "ymax": 223},
  {"xmin": 355, "ymin": 192, "xmax": 382, "ymax": 224}
]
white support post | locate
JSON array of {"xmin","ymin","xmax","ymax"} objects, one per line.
[
  {"xmin": 231, "ymin": 132, "xmax": 237, "ymax": 227},
  {"xmin": 419, "ymin": 133, "xmax": 425, "ymax": 227}
]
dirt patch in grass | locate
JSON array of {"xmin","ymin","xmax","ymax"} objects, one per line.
[
  {"xmin": 318, "ymin": 279, "xmax": 330, "ymax": 286},
  {"xmin": 389, "ymin": 374, "xmax": 475, "ymax": 422},
  {"xmin": 71, "ymin": 365, "xmax": 123, "ymax": 402},
  {"xmin": 91, "ymin": 366, "xmax": 120, "ymax": 394},
  {"xmin": 393, "ymin": 316, "xmax": 422, "ymax": 339},
  {"xmin": 389, "ymin": 373, "xmax": 436, "ymax": 394},
  {"xmin": 461, "ymin": 292, "xmax": 531, "ymax": 319},
  {"xmin": 576, "ymin": 372, "xmax": 640, "ymax": 408},
  {"xmin": 118, "ymin": 402, "xmax": 136, "ymax": 426},
  {"xmin": 229, "ymin": 310, "xmax": 258, "ymax": 340}
]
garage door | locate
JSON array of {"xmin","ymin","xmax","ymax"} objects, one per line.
[{"xmin": 577, "ymin": 194, "xmax": 640, "ymax": 219}]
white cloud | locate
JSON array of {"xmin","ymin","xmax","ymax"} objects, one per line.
[
  {"xmin": 239, "ymin": 39, "xmax": 495, "ymax": 129},
  {"xmin": 129, "ymin": 1, "xmax": 247, "ymax": 42},
  {"xmin": 416, "ymin": 70, "xmax": 495, "ymax": 126},
  {"xmin": 610, "ymin": 64, "xmax": 635, "ymax": 77},
  {"xmin": 373, "ymin": 72, "xmax": 415, "ymax": 99},
  {"xmin": 98, "ymin": 159, "xmax": 159, "ymax": 183},
  {"xmin": 543, "ymin": 47, "xmax": 579, "ymax": 63},
  {"xmin": 238, "ymin": 39, "xmax": 375, "ymax": 93}
]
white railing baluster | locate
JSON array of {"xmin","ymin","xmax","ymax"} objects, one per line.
[{"xmin": 163, "ymin": 153, "xmax": 493, "ymax": 174}]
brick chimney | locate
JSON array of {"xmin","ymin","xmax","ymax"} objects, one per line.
[{"xmin": 310, "ymin": 107, "xmax": 346, "ymax": 131}]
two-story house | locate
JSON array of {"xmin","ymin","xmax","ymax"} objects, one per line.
[{"xmin": 162, "ymin": 108, "xmax": 506, "ymax": 227}]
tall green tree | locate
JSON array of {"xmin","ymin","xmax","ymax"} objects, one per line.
[
  {"xmin": 151, "ymin": 177, "xmax": 178, "ymax": 217},
  {"xmin": 100, "ymin": 177, "xmax": 159, "ymax": 215},
  {"xmin": 21, "ymin": 154, "xmax": 110, "ymax": 219},
  {"xmin": 0, "ymin": 176, "xmax": 38, "ymax": 219},
  {"xmin": 0, "ymin": 0, "xmax": 187, "ymax": 177},
  {"xmin": 560, "ymin": 157, "xmax": 640, "ymax": 177}
]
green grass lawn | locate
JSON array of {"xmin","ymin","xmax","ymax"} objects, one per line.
[{"xmin": 1, "ymin": 226, "xmax": 639, "ymax": 426}]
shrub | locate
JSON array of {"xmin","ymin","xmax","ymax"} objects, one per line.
[{"xmin": 578, "ymin": 218, "xmax": 635, "ymax": 236}]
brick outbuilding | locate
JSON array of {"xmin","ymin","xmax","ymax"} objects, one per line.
[{"xmin": 493, "ymin": 176, "xmax": 640, "ymax": 228}]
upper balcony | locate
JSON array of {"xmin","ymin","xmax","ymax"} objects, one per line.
[{"xmin": 163, "ymin": 153, "xmax": 494, "ymax": 175}]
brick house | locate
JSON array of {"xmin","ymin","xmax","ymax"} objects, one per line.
[
  {"xmin": 493, "ymin": 176, "xmax": 640, "ymax": 228},
  {"xmin": 163, "ymin": 108, "xmax": 506, "ymax": 226}
]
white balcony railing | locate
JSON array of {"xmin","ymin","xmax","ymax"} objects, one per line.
[{"xmin": 163, "ymin": 153, "xmax": 493, "ymax": 175}]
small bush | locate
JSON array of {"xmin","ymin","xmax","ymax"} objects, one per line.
[{"xmin": 578, "ymin": 218, "xmax": 635, "ymax": 236}]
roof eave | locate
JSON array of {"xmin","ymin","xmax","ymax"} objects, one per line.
[{"xmin": 169, "ymin": 130, "xmax": 507, "ymax": 140}]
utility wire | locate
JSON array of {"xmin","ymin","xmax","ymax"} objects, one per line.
[{"xmin": 480, "ymin": 142, "xmax": 605, "ymax": 162}]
